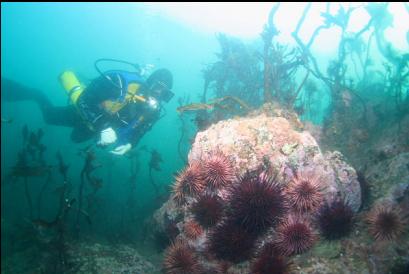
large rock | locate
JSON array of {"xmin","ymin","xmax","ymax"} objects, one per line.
[{"xmin": 189, "ymin": 113, "xmax": 361, "ymax": 211}]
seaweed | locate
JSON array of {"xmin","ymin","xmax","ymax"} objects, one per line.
[
  {"xmin": 177, "ymin": 95, "xmax": 191, "ymax": 164},
  {"xmin": 176, "ymin": 95, "xmax": 251, "ymax": 133},
  {"xmin": 148, "ymin": 148, "xmax": 163, "ymax": 197},
  {"xmin": 75, "ymin": 147, "xmax": 101, "ymax": 238},
  {"xmin": 29, "ymin": 152, "xmax": 76, "ymax": 273},
  {"xmin": 261, "ymin": 3, "xmax": 280, "ymax": 102},
  {"xmin": 202, "ymin": 33, "xmax": 264, "ymax": 108},
  {"xmin": 8, "ymin": 125, "xmax": 52, "ymax": 220}
]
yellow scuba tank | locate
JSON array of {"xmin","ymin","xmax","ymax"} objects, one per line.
[{"xmin": 59, "ymin": 71, "xmax": 84, "ymax": 105}]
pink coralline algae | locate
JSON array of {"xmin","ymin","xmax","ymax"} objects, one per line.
[{"xmin": 188, "ymin": 113, "xmax": 361, "ymax": 212}]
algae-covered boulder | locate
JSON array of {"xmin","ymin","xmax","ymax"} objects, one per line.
[{"xmin": 189, "ymin": 113, "xmax": 361, "ymax": 211}]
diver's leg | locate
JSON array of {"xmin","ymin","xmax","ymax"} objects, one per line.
[
  {"xmin": 42, "ymin": 105, "xmax": 95, "ymax": 142},
  {"xmin": 1, "ymin": 77, "xmax": 52, "ymax": 108},
  {"xmin": 2, "ymin": 77, "xmax": 96, "ymax": 143},
  {"xmin": 2, "ymin": 77, "xmax": 95, "ymax": 142},
  {"xmin": 42, "ymin": 105, "xmax": 79, "ymax": 128},
  {"xmin": 1, "ymin": 77, "xmax": 78, "ymax": 127}
]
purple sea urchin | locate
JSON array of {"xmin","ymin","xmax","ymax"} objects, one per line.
[
  {"xmin": 202, "ymin": 151, "xmax": 235, "ymax": 189},
  {"xmin": 286, "ymin": 168, "xmax": 324, "ymax": 213},
  {"xmin": 275, "ymin": 215, "xmax": 318, "ymax": 256},
  {"xmin": 316, "ymin": 197, "xmax": 354, "ymax": 240},
  {"xmin": 367, "ymin": 203, "xmax": 408, "ymax": 241},
  {"xmin": 227, "ymin": 171, "xmax": 287, "ymax": 235},
  {"xmin": 250, "ymin": 242, "xmax": 293, "ymax": 274},
  {"xmin": 207, "ymin": 220, "xmax": 257, "ymax": 264},
  {"xmin": 190, "ymin": 193, "xmax": 224, "ymax": 229},
  {"xmin": 163, "ymin": 239, "xmax": 202, "ymax": 274},
  {"xmin": 172, "ymin": 161, "xmax": 205, "ymax": 205},
  {"xmin": 184, "ymin": 220, "xmax": 203, "ymax": 240}
]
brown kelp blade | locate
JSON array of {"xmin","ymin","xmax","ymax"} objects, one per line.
[{"xmin": 10, "ymin": 165, "xmax": 52, "ymax": 178}]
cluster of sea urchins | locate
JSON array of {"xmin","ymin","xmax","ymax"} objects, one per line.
[
  {"xmin": 164, "ymin": 144, "xmax": 409, "ymax": 274},
  {"xmin": 168, "ymin": 154, "xmax": 360, "ymax": 272}
]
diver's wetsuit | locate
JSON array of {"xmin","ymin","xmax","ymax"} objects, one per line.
[{"xmin": 1, "ymin": 75, "xmax": 161, "ymax": 146}]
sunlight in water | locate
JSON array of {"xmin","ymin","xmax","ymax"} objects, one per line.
[{"xmin": 145, "ymin": 2, "xmax": 409, "ymax": 51}]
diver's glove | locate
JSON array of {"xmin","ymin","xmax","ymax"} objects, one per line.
[
  {"xmin": 110, "ymin": 143, "xmax": 132, "ymax": 156},
  {"xmin": 98, "ymin": 127, "xmax": 117, "ymax": 146}
]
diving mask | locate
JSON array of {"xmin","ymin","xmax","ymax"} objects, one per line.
[{"xmin": 150, "ymin": 80, "xmax": 174, "ymax": 103}]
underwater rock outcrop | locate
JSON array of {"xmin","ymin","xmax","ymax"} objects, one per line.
[
  {"xmin": 1, "ymin": 240, "xmax": 159, "ymax": 274},
  {"xmin": 64, "ymin": 242, "xmax": 158, "ymax": 274},
  {"xmin": 150, "ymin": 104, "xmax": 373, "ymax": 273},
  {"xmin": 188, "ymin": 109, "xmax": 361, "ymax": 212}
]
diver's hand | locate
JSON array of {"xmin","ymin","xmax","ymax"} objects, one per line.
[
  {"xmin": 110, "ymin": 143, "xmax": 132, "ymax": 156},
  {"xmin": 98, "ymin": 127, "xmax": 117, "ymax": 146}
]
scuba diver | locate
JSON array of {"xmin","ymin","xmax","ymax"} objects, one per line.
[{"xmin": 1, "ymin": 59, "xmax": 174, "ymax": 156}]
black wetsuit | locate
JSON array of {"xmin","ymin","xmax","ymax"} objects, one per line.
[{"xmin": 1, "ymin": 75, "xmax": 161, "ymax": 146}]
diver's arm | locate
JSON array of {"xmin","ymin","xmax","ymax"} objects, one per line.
[
  {"xmin": 115, "ymin": 108, "xmax": 161, "ymax": 149},
  {"xmin": 130, "ymin": 108, "xmax": 161, "ymax": 147}
]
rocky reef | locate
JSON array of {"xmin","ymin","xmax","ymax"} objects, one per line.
[
  {"xmin": 1, "ymin": 239, "xmax": 160, "ymax": 274},
  {"xmin": 148, "ymin": 104, "xmax": 408, "ymax": 273}
]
